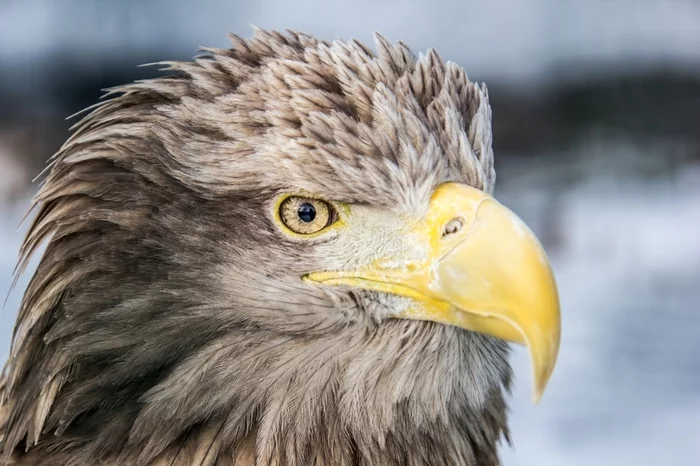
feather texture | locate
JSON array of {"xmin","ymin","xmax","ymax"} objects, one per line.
[{"xmin": 0, "ymin": 28, "xmax": 508, "ymax": 465}]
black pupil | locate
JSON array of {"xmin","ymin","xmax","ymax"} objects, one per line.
[{"xmin": 298, "ymin": 203, "xmax": 316, "ymax": 223}]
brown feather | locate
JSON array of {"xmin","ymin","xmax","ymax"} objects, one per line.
[{"xmin": 1, "ymin": 28, "xmax": 508, "ymax": 465}]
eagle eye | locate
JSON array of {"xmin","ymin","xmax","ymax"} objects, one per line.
[{"xmin": 278, "ymin": 196, "xmax": 338, "ymax": 235}]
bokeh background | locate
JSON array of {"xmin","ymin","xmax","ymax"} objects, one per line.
[{"xmin": 2, "ymin": 1, "xmax": 700, "ymax": 464}]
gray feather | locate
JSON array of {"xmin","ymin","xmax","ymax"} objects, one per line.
[{"xmin": 0, "ymin": 28, "xmax": 508, "ymax": 465}]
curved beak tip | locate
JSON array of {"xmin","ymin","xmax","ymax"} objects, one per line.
[{"xmin": 432, "ymin": 188, "xmax": 562, "ymax": 401}]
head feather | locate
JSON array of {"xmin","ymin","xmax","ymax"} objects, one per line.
[{"xmin": 0, "ymin": 28, "xmax": 507, "ymax": 466}]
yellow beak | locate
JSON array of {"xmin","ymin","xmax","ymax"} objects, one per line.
[{"xmin": 306, "ymin": 183, "xmax": 561, "ymax": 403}]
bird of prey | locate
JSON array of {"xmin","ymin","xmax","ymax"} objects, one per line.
[{"xmin": 0, "ymin": 29, "xmax": 560, "ymax": 465}]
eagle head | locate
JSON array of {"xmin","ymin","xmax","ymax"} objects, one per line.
[{"xmin": 1, "ymin": 29, "xmax": 560, "ymax": 465}]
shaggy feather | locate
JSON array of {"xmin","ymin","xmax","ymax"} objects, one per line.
[{"xmin": 0, "ymin": 28, "xmax": 508, "ymax": 465}]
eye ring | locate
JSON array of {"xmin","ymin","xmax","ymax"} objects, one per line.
[{"xmin": 278, "ymin": 196, "xmax": 339, "ymax": 235}]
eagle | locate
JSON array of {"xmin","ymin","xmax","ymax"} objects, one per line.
[{"xmin": 0, "ymin": 29, "xmax": 560, "ymax": 465}]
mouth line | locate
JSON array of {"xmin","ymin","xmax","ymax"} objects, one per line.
[
  {"xmin": 304, "ymin": 273, "xmax": 529, "ymax": 348},
  {"xmin": 306, "ymin": 274, "xmax": 516, "ymax": 321},
  {"xmin": 304, "ymin": 274, "xmax": 433, "ymax": 304}
]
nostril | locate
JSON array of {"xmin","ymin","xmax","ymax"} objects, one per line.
[{"xmin": 442, "ymin": 217, "xmax": 464, "ymax": 237}]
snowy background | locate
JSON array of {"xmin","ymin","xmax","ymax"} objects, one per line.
[{"xmin": 2, "ymin": 1, "xmax": 700, "ymax": 464}]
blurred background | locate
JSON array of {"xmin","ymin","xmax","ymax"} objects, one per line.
[{"xmin": 1, "ymin": 0, "xmax": 699, "ymax": 464}]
